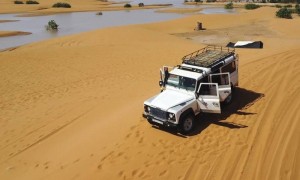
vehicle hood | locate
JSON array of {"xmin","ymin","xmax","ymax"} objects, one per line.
[{"xmin": 150, "ymin": 89, "xmax": 194, "ymax": 111}]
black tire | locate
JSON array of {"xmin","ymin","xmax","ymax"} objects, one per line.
[{"xmin": 179, "ymin": 115, "xmax": 195, "ymax": 135}]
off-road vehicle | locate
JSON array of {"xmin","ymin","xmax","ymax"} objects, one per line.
[{"xmin": 143, "ymin": 46, "xmax": 239, "ymax": 134}]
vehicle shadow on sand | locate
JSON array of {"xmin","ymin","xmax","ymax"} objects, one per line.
[
  {"xmin": 191, "ymin": 87, "xmax": 264, "ymax": 136},
  {"xmin": 152, "ymin": 87, "xmax": 264, "ymax": 137}
]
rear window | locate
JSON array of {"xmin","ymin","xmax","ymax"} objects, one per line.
[{"xmin": 222, "ymin": 61, "xmax": 236, "ymax": 73}]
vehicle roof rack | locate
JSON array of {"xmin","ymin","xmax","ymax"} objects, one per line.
[{"xmin": 182, "ymin": 46, "xmax": 235, "ymax": 69}]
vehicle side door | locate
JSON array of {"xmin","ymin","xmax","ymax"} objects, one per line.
[
  {"xmin": 197, "ymin": 83, "xmax": 221, "ymax": 114},
  {"xmin": 209, "ymin": 73, "xmax": 231, "ymax": 102},
  {"xmin": 160, "ymin": 66, "xmax": 174, "ymax": 86},
  {"xmin": 221, "ymin": 57, "xmax": 238, "ymax": 86}
]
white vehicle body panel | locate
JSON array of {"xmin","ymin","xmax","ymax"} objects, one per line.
[
  {"xmin": 150, "ymin": 89, "xmax": 194, "ymax": 111},
  {"xmin": 197, "ymin": 86, "xmax": 221, "ymax": 113}
]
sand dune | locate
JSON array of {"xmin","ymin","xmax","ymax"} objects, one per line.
[{"xmin": 0, "ymin": 6, "xmax": 300, "ymax": 180}]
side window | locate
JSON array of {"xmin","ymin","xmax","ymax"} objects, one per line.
[
  {"xmin": 210, "ymin": 73, "xmax": 230, "ymax": 86},
  {"xmin": 222, "ymin": 61, "xmax": 236, "ymax": 73},
  {"xmin": 196, "ymin": 76, "xmax": 209, "ymax": 92},
  {"xmin": 199, "ymin": 84, "xmax": 218, "ymax": 96}
]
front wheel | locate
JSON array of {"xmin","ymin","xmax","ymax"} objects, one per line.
[{"xmin": 179, "ymin": 115, "xmax": 195, "ymax": 135}]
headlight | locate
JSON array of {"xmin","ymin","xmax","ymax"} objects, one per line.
[
  {"xmin": 144, "ymin": 105, "xmax": 150, "ymax": 113},
  {"xmin": 167, "ymin": 112, "xmax": 175, "ymax": 121}
]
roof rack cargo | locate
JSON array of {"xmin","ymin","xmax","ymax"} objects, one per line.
[{"xmin": 182, "ymin": 46, "xmax": 235, "ymax": 70}]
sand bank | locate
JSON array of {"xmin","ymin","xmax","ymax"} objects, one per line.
[
  {"xmin": 0, "ymin": 6, "xmax": 300, "ymax": 180},
  {"xmin": 0, "ymin": 20, "xmax": 19, "ymax": 23},
  {"xmin": 0, "ymin": 31, "xmax": 31, "ymax": 37},
  {"xmin": 156, "ymin": 8, "xmax": 202, "ymax": 14},
  {"xmin": 17, "ymin": 4, "xmax": 173, "ymax": 17}
]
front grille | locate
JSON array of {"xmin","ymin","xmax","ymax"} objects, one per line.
[{"xmin": 150, "ymin": 107, "xmax": 167, "ymax": 120}]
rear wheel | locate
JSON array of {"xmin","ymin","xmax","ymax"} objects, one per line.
[{"xmin": 180, "ymin": 115, "xmax": 195, "ymax": 135}]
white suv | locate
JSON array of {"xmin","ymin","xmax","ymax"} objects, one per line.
[{"xmin": 143, "ymin": 46, "xmax": 239, "ymax": 134}]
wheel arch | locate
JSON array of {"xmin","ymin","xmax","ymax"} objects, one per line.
[{"xmin": 179, "ymin": 108, "xmax": 195, "ymax": 124}]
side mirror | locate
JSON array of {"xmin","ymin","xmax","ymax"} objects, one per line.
[{"xmin": 159, "ymin": 81, "xmax": 163, "ymax": 87}]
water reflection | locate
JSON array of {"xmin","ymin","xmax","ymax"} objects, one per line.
[
  {"xmin": 0, "ymin": 3, "xmax": 235, "ymax": 50},
  {"xmin": 0, "ymin": 10, "xmax": 184, "ymax": 50}
]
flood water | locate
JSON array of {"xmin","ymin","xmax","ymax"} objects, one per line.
[{"xmin": 0, "ymin": 2, "xmax": 235, "ymax": 50}]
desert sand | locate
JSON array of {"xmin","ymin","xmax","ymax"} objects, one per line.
[{"xmin": 0, "ymin": 5, "xmax": 300, "ymax": 180}]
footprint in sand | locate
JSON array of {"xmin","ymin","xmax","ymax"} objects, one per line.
[
  {"xmin": 138, "ymin": 137, "xmax": 144, "ymax": 144},
  {"xmin": 159, "ymin": 170, "xmax": 168, "ymax": 176}
]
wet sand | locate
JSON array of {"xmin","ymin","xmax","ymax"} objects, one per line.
[
  {"xmin": 0, "ymin": 6, "xmax": 300, "ymax": 180},
  {"xmin": 0, "ymin": 31, "xmax": 31, "ymax": 37}
]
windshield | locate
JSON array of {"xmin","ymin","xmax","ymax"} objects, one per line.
[{"xmin": 166, "ymin": 74, "xmax": 196, "ymax": 91}]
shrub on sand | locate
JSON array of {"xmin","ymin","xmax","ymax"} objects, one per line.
[
  {"xmin": 276, "ymin": 7, "xmax": 292, "ymax": 19},
  {"xmin": 225, "ymin": 2, "xmax": 233, "ymax": 9},
  {"xmin": 26, "ymin": 0, "xmax": 39, "ymax": 4},
  {"xmin": 52, "ymin": 2, "xmax": 71, "ymax": 8},
  {"xmin": 295, "ymin": 4, "xmax": 300, "ymax": 14},
  {"xmin": 14, "ymin": 1, "xmax": 24, "ymax": 4},
  {"xmin": 284, "ymin": 4, "xmax": 293, "ymax": 8},
  {"xmin": 124, "ymin": 3, "xmax": 132, "ymax": 8},
  {"xmin": 245, "ymin": 3, "xmax": 260, "ymax": 10}
]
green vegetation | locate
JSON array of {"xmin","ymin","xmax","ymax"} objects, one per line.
[
  {"xmin": 271, "ymin": 0, "xmax": 300, "ymax": 3},
  {"xmin": 138, "ymin": 3, "xmax": 144, "ymax": 7},
  {"xmin": 225, "ymin": 2, "xmax": 233, "ymax": 9},
  {"xmin": 124, "ymin": 3, "xmax": 132, "ymax": 8},
  {"xmin": 206, "ymin": 0, "xmax": 216, "ymax": 2},
  {"xmin": 14, "ymin": 1, "xmax": 24, "ymax": 4},
  {"xmin": 275, "ymin": 4, "xmax": 282, "ymax": 8},
  {"xmin": 46, "ymin": 20, "xmax": 59, "ymax": 31},
  {"xmin": 295, "ymin": 4, "xmax": 300, "ymax": 14},
  {"xmin": 245, "ymin": 3, "xmax": 260, "ymax": 10},
  {"xmin": 52, "ymin": 2, "xmax": 71, "ymax": 8},
  {"xmin": 276, "ymin": 7, "xmax": 292, "ymax": 18},
  {"xmin": 26, "ymin": 0, "xmax": 39, "ymax": 4}
]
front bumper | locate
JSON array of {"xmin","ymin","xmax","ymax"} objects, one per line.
[{"xmin": 143, "ymin": 113, "xmax": 178, "ymax": 128}]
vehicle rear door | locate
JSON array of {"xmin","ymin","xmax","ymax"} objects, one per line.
[
  {"xmin": 197, "ymin": 83, "xmax": 221, "ymax": 113},
  {"xmin": 209, "ymin": 72, "xmax": 231, "ymax": 102}
]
